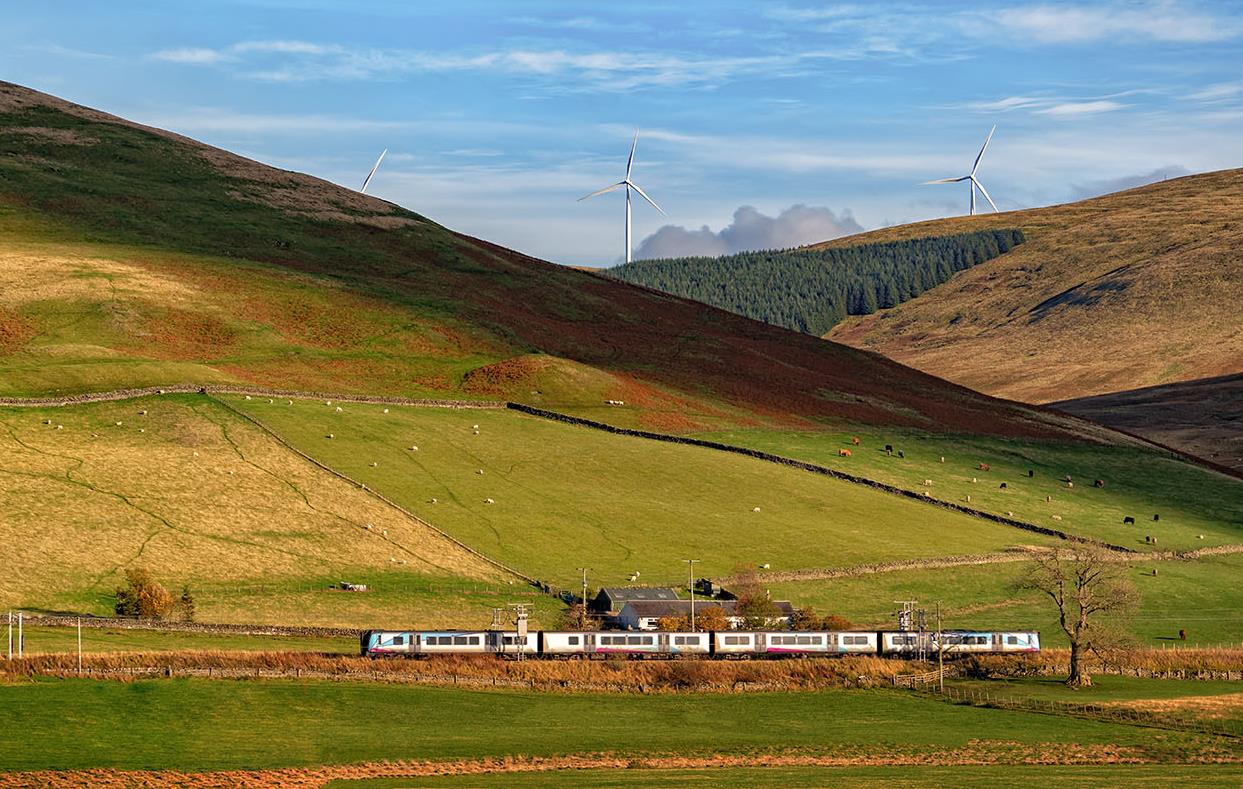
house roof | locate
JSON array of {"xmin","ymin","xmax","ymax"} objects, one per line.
[{"xmin": 596, "ymin": 587, "xmax": 679, "ymax": 604}]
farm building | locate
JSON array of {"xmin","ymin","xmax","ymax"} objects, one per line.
[
  {"xmin": 618, "ymin": 600, "xmax": 795, "ymax": 631},
  {"xmin": 590, "ymin": 587, "xmax": 680, "ymax": 616}
]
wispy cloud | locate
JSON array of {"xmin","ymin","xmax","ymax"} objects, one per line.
[
  {"xmin": 1190, "ymin": 82, "xmax": 1243, "ymax": 101},
  {"xmin": 1036, "ymin": 99, "xmax": 1127, "ymax": 116},
  {"xmin": 982, "ymin": 1, "xmax": 1241, "ymax": 44},
  {"xmin": 152, "ymin": 47, "xmax": 233, "ymax": 64}
]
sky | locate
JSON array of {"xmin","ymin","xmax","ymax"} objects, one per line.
[{"xmin": 3, "ymin": 1, "xmax": 1242, "ymax": 265}]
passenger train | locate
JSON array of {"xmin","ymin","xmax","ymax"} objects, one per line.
[{"xmin": 360, "ymin": 628, "xmax": 1039, "ymax": 659}]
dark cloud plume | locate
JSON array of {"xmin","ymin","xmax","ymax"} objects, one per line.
[
  {"xmin": 1070, "ymin": 166, "xmax": 1190, "ymax": 200},
  {"xmin": 634, "ymin": 204, "xmax": 863, "ymax": 260}
]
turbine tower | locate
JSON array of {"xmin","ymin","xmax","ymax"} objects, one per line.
[
  {"xmin": 579, "ymin": 130, "xmax": 665, "ymax": 264},
  {"xmin": 924, "ymin": 126, "xmax": 998, "ymax": 215},
  {"xmin": 360, "ymin": 148, "xmax": 387, "ymax": 194}
]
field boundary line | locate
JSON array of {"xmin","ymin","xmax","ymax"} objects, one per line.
[
  {"xmin": 0, "ymin": 385, "xmax": 505, "ymax": 409},
  {"xmin": 209, "ymin": 396, "xmax": 539, "ymax": 587},
  {"xmin": 505, "ymin": 403, "xmax": 1136, "ymax": 553}
]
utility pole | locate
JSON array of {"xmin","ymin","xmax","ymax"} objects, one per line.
[
  {"xmin": 936, "ymin": 602, "xmax": 944, "ymax": 693},
  {"xmin": 682, "ymin": 559, "xmax": 699, "ymax": 631},
  {"xmin": 17, "ymin": 612, "xmax": 22, "ymax": 658},
  {"xmin": 77, "ymin": 617, "xmax": 83, "ymax": 675},
  {"xmin": 576, "ymin": 567, "xmax": 589, "ymax": 628},
  {"xmin": 6, "ymin": 611, "xmax": 11, "ymax": 661}
]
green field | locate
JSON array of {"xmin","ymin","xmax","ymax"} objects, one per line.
[
  {"xmin": 767, "ymin": 552, "xmax": 1243, "ymax": 645},
  {"xmin": 228, "ymin": 396, "xmax": 1062, "ymax": 586},
  {"xmin": 16, "ymin": 626, "xmax": 353, "ymax": 655},
  {"xmin": 697, "ymin": 428, "xmax": 1243, "ymax": 552},
  {"xmin": 0, "ymin": 679, "xmax": 1231, "ymax": 773},
  {"xmin": 327, "ymin": 765, "xmax": 1243, "ymax": 789}
]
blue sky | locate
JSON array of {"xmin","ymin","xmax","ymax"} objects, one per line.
[{"xmin": 4, "ymin": 1, "xmax": 1242, "ymax": 265}]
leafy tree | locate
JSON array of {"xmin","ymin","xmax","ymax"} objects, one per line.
[
  {"xmin": 177, "ymin": 585, "xmax": 196, "ymax": 623},
  {"xmin": 557, "ymin": 603, "xmax": 596, "ymax": 631}
]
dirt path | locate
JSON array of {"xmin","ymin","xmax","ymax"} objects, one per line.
[{"xmin": 3, "ymin": 745, "xmax": 1239, "ymax": 789}]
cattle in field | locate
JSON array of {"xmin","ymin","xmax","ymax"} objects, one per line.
[
  {"xmin": 851, "ymin": 436, "xmax": 860, "ymax": 445},
  {"xmin": 1094, "ymin": 479, "xmax": 1105, "ymax": 488},
  {"xmin": 839, "ymin": 448, "xmax": 852, "ymax": 457},
  {"xmin": 999, "ymin": 482, "xmax": 1007, "ymax": 489},
  {"xmin": 978, "ymin": 463, "xmax": 990, "ymax": 471},
  {"xmin": 1123, "ymin": 516, "xmax": 1135, "ymax": 525}
]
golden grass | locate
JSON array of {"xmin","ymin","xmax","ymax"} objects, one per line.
[
  {"xmin": 823, "ymin": 169, "xmax": 1243, "ymax": 404},
  {"xmin": 0, "ymin": 395, "xmax": 502, "ymax": 612}
]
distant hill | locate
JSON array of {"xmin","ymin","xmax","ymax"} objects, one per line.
[
  {"xmin": 820, "ymin": 170, "xmax": 1243, "ymax": 407},
  {"xmin": 607, "ymin": 229, "xmax": 1024, "ymax": 336},
  {"xmin": 0, "ymin": 81, "xmax": 1106, "ymax": 442}
]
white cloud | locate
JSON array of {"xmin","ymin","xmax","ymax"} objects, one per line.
[
  {"xmin": 151, "ymin": 47, "xmax": 232, "ymax": 64},
  {"xmin": 983, "ymin": 1, "xmax": 1241, "ymax": 44},
  {"xmin": 634, "ymin": 204, "xmax": 863, "ymax": 260},
  {"xmin": 1036, "ymin": 100, "xmax": 1127, "ymax": 116},
  {"xmin": 1190, "ymin": 82, "xmax": 1243, "ymax": 101}
]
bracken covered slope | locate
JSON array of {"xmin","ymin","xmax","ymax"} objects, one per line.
[
  {"xmin": 0, "ymin": 82, "xmax": 1114, "ymax": 442},
  {"xmin": 822, "ymin": 170, "xmax": 1243, "ymax": 405}
]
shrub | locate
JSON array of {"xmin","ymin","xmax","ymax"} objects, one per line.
[{"xmin": 114, "ymin": 568, "xmax": 174, "ymax": 619}]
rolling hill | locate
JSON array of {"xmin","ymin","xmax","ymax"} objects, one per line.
[
  {"xmin": 817, "ymin": 171, "xmax": 1243, "ymax": 462},
  {"xmin": 0, "ymin": 81, "xmax": 1113, "ymax": 442}
]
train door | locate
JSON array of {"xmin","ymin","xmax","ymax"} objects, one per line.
[
  {"xmin": 658, "ymin": 633, "xmax": 669, "ymax": 654},
  {"xmin": 755, "ymin": 632, "xmax": 766, "ymax": 655}
]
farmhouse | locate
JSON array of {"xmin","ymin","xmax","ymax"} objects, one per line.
[
  {"xmin": 590, "ymin": 587, "xmax": 680, "ymax": 616},
  {"xmin": 618, "ymin": 600, "xmax": 795, "ymax": 631}
]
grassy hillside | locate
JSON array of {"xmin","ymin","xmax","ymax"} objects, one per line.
[
  {"xmin": 0, "ymin": 393, "xmax": 539, "ymax": 626},
  {"xmin": 226, "ymin": 396, "xmax": 1057, "ymax": 587},
  {"xmin": 820, "ymin": 170, "xmax": 1243, "ymax": 408},
  {"xmin": 0, "ymin": 81, "xmax": 1118, "ymax": 442}
]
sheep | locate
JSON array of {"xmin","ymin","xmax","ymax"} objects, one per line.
[
  {"xmin": 369, "ymin": 462, "xmax": 378, "ymax": 468},
  {"xmin": 752, "ymin": 506, "xmax": 762, "ymax": 513},
  {"xmin": 428, "ymin": 498, "xmax": 438, "ymax": 504},
  {"xmin": 473, "ymin": 430, "xmax": 480, "ymax": 435},
  {"xmin": 923, "ymin": 479, "xmax": 933, "ymax": 486},
  {"xmin": 1067, "ymin": 481, "xmax": 1074, "ymax": 489},
  {"xmin": 627, "ymin": 573, "xmax": 640, "ymax": 582},
  {"xmin": 1051, "ymin": 514, "xmax": 1063, "ymax": 521},
  {"xmin": 115, "ymin": 421, "xmax": 123, "ymax": 426},
  {"xmin": 409, "ymin": 445, "xmax": 419, "ymax": 451},
  {"xmin": 56, "ymin": 424, "xmax": 63, "ymax": 430},
  {"xmin": 897, "ymin": 450, "xmax": 905, "ymax": 459},
  {"xmin": 364, "ymin": 523, "xmax": 373, "ymax": 530},
  {"xmin": 1123, "ymin": 516, "xmax": 1135, "ymax": 525},
  {"xmin": 965, "ymin": 495, "xmax": 972, "ymax": 502},
  {"xmin": 838, "ymin": 448, "xmax": 852, "ymax": 457},
  {"xmin": 139, "ymin": 429, "xmax": 145, "ymax": 433},
  {"xmin": 476, "ymin": 468, "xmax": 484, "ymax": 475},
  {"xmin": 472, "ymin": 424, "xmax": 479, "ymax": 430},
  {"xmin": 139, "ymin": 410, "xmax": 147, "ymax": 416},
  {"xmin": 1045, "ymin": 496, "xmax": 1052, "ymax": 503},
  {"xmin": 940, "ymin": 456, "xmax": 945, "ymax": 463},
  {"xmin": 42, "ymin": 419, "xmax": 51, "ymax": 425},
  {"xmin": 483, "ymin": 498, "xmax": 495, "ymax": 505},
  {"xmin": 244, "ymin": 395, "xmax": 252, "ymax": 401},
  {"xmin": 327, "ymin": 433, "xmax": 335, "ymax": 439},
  {"xmin": 192, "ymin": 451, "xmax": 199, "ymax": 457},
  {"xmin": 287, "ymin": 400, "xmax": 293, "ymax": 406},
  {"xmin": 383, "ymin": 408, "xmax": 389, "ymax": 414},
  {"xmin": 971, "ymin": 477, "xmax": 978, "ymax": 483},
  {"xmin": 760, "ymin": 563, "xmax": 771, "ymax": 569},
  {"xmin": 335, "ymin": 406, "xmax": 343, "ymax": 413},
  {"xmin": 268, "ymin": 399, "xmax": 273, "ymax": 404},
  {"xmin": 382, "ymin": 529, "xmax": 388, "ymax": 536},
  {"xmin": 157, "ymin": 389, "xmax": 165, "ymax": 395},
  {"xmin": 1006, "ymin": 511, "xmax": 1014, "ymax": 517},
  {"xmin": 326, "ymin": 400, "xmax": 332, "ymax": 405},
  {"xmin": 1198, "ymin": 534, "xmax": 1205, "ymax": 540}
]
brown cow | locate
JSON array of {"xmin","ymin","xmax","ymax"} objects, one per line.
[
  {"xmin": 851, "ymin": 436, "xmax": 861, "ymax": 446},
  {"xmin": 978, "ymin": 463, "xmax": 991, "ymax": 471},
  {"xmin": 839, "ymin": 448, "xmax": 852, "ymax": 457}
]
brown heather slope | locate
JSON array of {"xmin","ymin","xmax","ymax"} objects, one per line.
[
  {"xmin": 822, "ymin": 170, "xmax": 1243, "ymax": 407},
  {"xmin": 0, "ymin": 81, "xmax": 1112, "ymax": 443}
]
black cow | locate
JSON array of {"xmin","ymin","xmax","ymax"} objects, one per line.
[{"xmin": 1123, "ymin": 516, "xmax": 1135, "ymax": 525}]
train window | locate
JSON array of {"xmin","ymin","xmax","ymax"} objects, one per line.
[
  {"xmin": 392, "ymin": 636, "xmax": 405, "ymax": 646},
  {"xmin": 724, "ymin": 635, "xmax": 748, "ymax": 645},
  {"xmin": 469, "ymin": 637, "xmax": 481, "ymax": 645},
  {"xmin": 626, "ymin": 636, "xmax": 641, "ymax": 645},
  {"xmin": 1006, "ymin": 635, "xmax": 1019, "ymax": 645},
  {"xmin": 796, "ymin": 636, "xmax": 812, "ymax": 645},
  {"xmin": 568, "ymin": 636, "xmax": 580, "ymax": 646},
  {"xmin": 453, "ymin": 636, "xmax": 468, "ymax": 645}
]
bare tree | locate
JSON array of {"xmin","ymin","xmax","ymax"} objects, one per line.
[{"xmin": 1021, "ymin": 548, "xmax": 1139, "ymax": 687}]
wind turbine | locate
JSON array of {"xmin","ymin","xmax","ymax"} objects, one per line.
[
  {"xmin": 360, "ymin": 148, "xmax": 387, "ymax": 194},
  {"xmin": 924, "ymin": 126, "xmax": 998, "ymax": 215},
  {"xmin": 579, "ymin": 130, "xmax": 665, "ymax": 264}
]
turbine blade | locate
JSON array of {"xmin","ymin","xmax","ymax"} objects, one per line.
[
  {"xmin": 626, "ymin": 180, "xmax": 665, "ymax": 215},
  {"xmin": 973, "ymin": 177, "xmax": 999, "ymax": 212},
  {"xmin": 971, "ymin": 125, "xmax": 996, "ymax": 176},
  {"xmin": 360, "ymin": 148, "xmax": 387, "ymax": 194},
  {"xmin": 922, "ymin": 176, "xmax": 969, "ymax": 184},
  {"xmin": 626, "ymin": 130, "xmax": 639, "ymax": 180},
  {"xmin": 578, "ymin": 181, "xmax": 626, "ymax": 201}
]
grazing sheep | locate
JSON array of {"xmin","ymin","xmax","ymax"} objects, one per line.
[
  {"xmin": 244, "ymin": 395, "xmax": 252, "ymax": 401},
  {"xmin": 473, "ymin": 430, "xmax": 480, "ymax": 435},
  {"xmin": 483, "ymin": 498, "xmax": 495, "ymax": 504},
  {"xmin": 1067, "ymin": 481, "xmax": 1074, "ymax": 489},
  {"xmin": 327, "ymin": 433, "xmax": 335, "ymax": 439},
  {"xmin": 428, "ymin": 497, "xmax": 438, "ymax": 504},
  {"xmin": 838, "ymin": 448, "xmax": 852, "ymax": 457},
  {"xmin": 383, "ymin": 408, "xmax": 389, "ymax": 414},
  {"xmin": 335, "ymin": 406, "xmax": 343, "ymax": 413},
  {"xmin": 382, "ymin": 529, "xmax": 387, "ymax": 536},
  {"xmin": 192, "ymin": 451, "xmax": 199, "ymax": 457},
  {"xmin": 476, "ymin": 468, "xmax": 484, "ymax": 475},
  {"xmin": 628, "ymin": 573, "xmax": 640, "ymax": 582},
  {"xmin": 1051, "ymin": 514, "xmax": 1063, "ymax": 521},
  {"xmin": 369, "ymin": 462, "xmax": 378, "ymax": 467},
  {"xmin": 139, "ymin": 410, "xmax": 147, "ymax": 415},
  {"xmin": 42, "ymin": 419, "xmax": 51, "ymax": 425},
  {"xmin": 364, "ymin": 523, "xmax": 373, "ymax": 530},
  {"xmin": 1199, "ymin": 534, "xmax": 1205, "ymax": 539},
  {"xmin": 409, "ymin": 445, "xmax": 419, "ymax": 451},
  {"xmin": 1045, "ymin": 496, "xmax": 1052, "ymax": 503},
  {"xmin": 971, "ymin": 477, "xmax": 977, "ymax": 483},
  {"xmin": 115, "ymin": 421, "xmax": 123, "ymax": 426},
  {"xmin": 923, "ymin": 479, "xmax": 933, "ymax": 486},
  {"xmin": 56, "ymin": 424, "xmax": 63, "ymax": 430},
  {"xmin": 940, "ymin": 456, "xmax": 945, "ymax": 463},
  {"xmin": 965, "ymin": 495, "xmax": 972, "ymax": 502},
  {"xmin": 1123, "ymin": 516, "xmax": 1135, "ymax": 525},
  {"xmin": 1006, "ymin": 511, "xmax": 1014, "ymax": 517},
  {"xmin": 139, "ymin": 429, "xmax": 145, "ymax": 433},
  {"xmin": 268, "ymin": 399, "xmax": 273, "ymax": 404},
  {"xmin": 752, "ymin": 507, "xmax": 761, "ymax": 513},
  {"xmin": 326, "ymin": 400, "xmax": 332, "ymax": 405},
  {"xmin": 157, "ymin": 389, "xmax": 165, "ymax": 395},
  {"xmin": 760, "ymin": 563, "xmax": 771, "ymax": 569},
  {"xmin": 472, "ymin": 424, "xmax": 479, "ymax": 430},
  {"xmin": 287, "ymin": 400, "xmax": 293, "ymax": 406}
]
